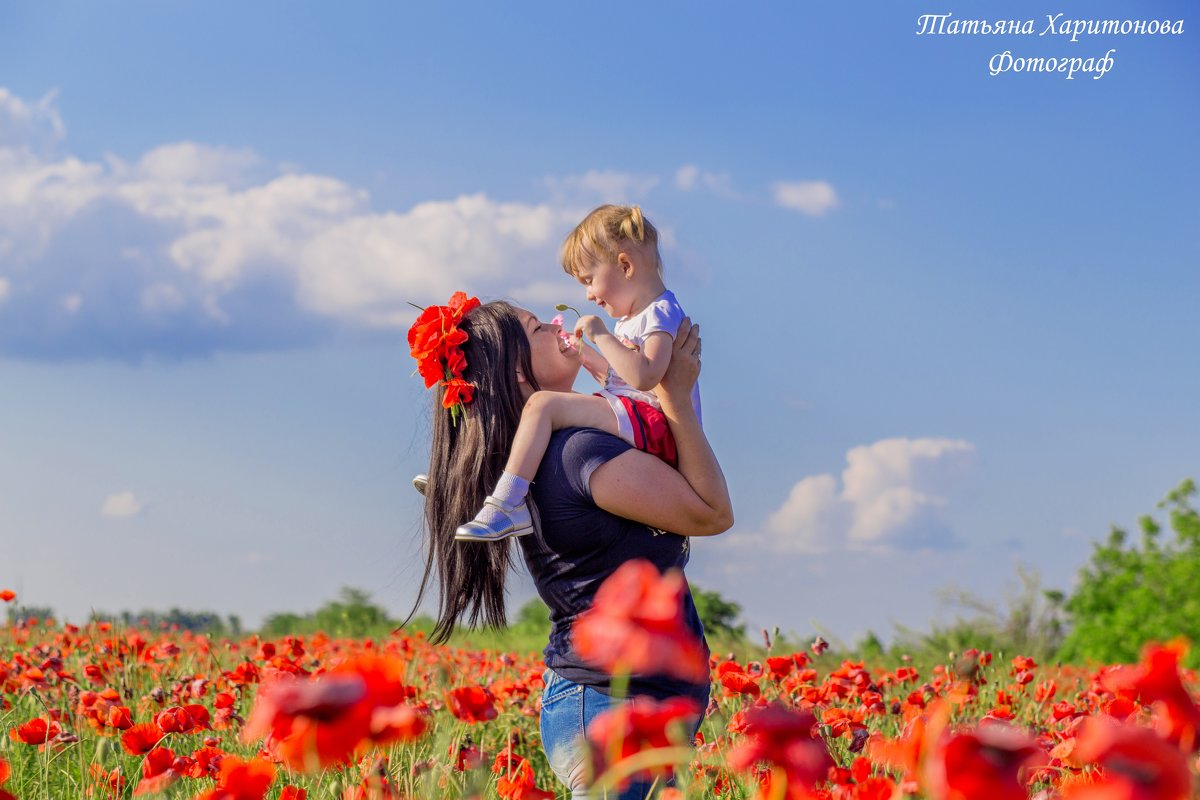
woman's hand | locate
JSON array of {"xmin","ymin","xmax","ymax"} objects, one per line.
[
  {"xmin": 590, "ymin": 313, "xmax": 732, "ymax": 537},
  {"xmin": 658, "ymin": 317, "xmax": 700, "ymax": 402}
]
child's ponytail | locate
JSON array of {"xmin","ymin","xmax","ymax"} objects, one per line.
[{"xmin": 621, "ymin": 205, "xmax": 646, "ymax": 243}]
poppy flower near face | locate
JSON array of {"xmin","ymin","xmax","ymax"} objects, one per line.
[
  {"xmin": 447, "ymin": 686, "xmax": 498, "ymax": 723},
  {"xmin": 571, "ymin": 560, "xmax": 708, "ymax": 683}
]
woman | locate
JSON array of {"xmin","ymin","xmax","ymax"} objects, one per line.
[{"xmin": 410, "ymin": 297, "xmax": 733, "ymax": 799}]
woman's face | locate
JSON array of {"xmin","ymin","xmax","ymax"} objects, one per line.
[{"xmin": 516, "ymin": 308, "xmax": 580, "ymax": 394}]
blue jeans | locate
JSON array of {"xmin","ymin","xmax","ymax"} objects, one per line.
[{"xmin": 539, "ymin": 668, "xmax": 705, "ymax": 800}]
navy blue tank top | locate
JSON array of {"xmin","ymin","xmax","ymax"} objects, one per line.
[{"xmin": 518, "ymin": 427, "xmax": 711, "ymax": 706}]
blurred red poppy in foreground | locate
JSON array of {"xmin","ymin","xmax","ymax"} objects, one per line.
[
  {"xmin": 1105, "ymin": 641, "xmax": 1200, "ymax": 752},
  {"xmin": 572, "ymin": 559, "xmax": 708, "ymax": 683},
  {"xmin": 0, "ymin": 757, "xmax": 14, "ymax": 800},
  {"xmin": 1061, "ymin": 717, "xmax": 1192, "ymax": 800},
  {"xmin": 586, "ymin": 696, "xmax": 701, "ymax": 789},
  {"xmin": 241, "ymin": 653, "xmax": 426, "ymax": 771},
  {"xmin": 726, "ymin": 704, "xmax": 834, "ymax": 800},
  {"xmin": 922, "ymin": 722, "xmax": 1045, "ymax": 800}
]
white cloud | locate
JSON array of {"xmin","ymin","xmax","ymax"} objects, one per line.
[
  {"xmin": 675, "ymin": 165, "xmax": 700, "ymax": 190},
  {"xmin": 747, "ymin": 437, "xmax": 976, "ymax": 554},
  {"xmin": 674, "ymin": 164, "xmax": 739, "ymax": 199},
  {"xmin": 296, "ymin": 194, "xmax": 574, "ymax": 327},
  {"xmin": 772, "ymin": 180, "xmax": 839, "ymax": 216},
  {"xmin": 101, "ymin": 491, "xmax": 145, "ymax": 518},
  {"xmin": 0, "ymin": 87, "xmax": 586, "ymax": 358},
  {"xmin": 0, "ymin": 88, "xmax": 65, "ymax": 152},
  {"xmin": 544, "ymin": 169, "xmax": 659, "ymax": 204},
  {"xmin": 132, "ymin": 141, "xmax": 260, "ymax": 186}
]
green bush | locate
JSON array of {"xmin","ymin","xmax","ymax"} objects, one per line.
[{"xmin": 1058, "ymin": 479, "xmax": 1200, "ymax": 668}]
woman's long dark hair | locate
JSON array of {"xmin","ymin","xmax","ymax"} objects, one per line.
[{"xmin": 407, "ymin": 301, "xmax": 539, "ymax": 644}]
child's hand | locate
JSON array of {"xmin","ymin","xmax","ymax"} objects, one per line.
[{"xmin": 574, "ymin": 315, "xmax": 608, "ymax": 343}]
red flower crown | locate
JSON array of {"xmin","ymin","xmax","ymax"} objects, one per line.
[{"xmin": 407, "ymin": 292, "xmax": 481, "ymax": 425}]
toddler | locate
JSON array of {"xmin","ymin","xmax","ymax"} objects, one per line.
[{"xmin": 455, "ymin": 204, "xmax": 702, "ymax": 541}]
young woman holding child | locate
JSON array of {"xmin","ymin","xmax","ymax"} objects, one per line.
[{"xmin": 409, "ymin": 206, "xmax": 731, "ymax": 799}]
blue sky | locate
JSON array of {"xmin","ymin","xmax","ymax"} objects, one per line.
[{"xmin": 2, "ymin": 1, "xmax": 1197, "ymax": 645}]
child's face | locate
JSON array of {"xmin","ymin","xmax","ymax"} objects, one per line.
[{"xmin": 574, "ymin": 256, "xmax": 634, "ymax": 318}]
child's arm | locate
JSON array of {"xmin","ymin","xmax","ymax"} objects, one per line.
[
  {"xmin": 577, "ymin": 341, "xmax": 610, "ymax": 385},
  {"xmin": 576, "ymin": 315, "xmax": 672, "ymax": 392}
]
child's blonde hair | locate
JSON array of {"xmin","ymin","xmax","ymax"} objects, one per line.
[{"xmin": 561, "ymin": 204, "xmax": 663, "ymax": 278}]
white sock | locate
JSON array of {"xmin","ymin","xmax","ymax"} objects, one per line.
[{"xmin": 476, "ymin": 472, "xmax": 530, "ymax": 524}]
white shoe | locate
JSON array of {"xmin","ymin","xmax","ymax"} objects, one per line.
[{"xmin": 455, "ymin": 497, "xmax": 534, "ymax": 542}]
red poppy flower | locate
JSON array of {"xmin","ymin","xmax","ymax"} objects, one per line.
[
  {"xmin": 923, "ymin": 723, "xmax": 1045, "ymax": 800},
  {"xmin": 766, "ymin": 656, "xmax": 795, "ymax": 680},
  {"xmin": 440, "ymin": 377, "xmax": 475, "ymax": 410},
  {"xmin": 572, "ymin": 559, "xmax": 709, "ymax": 683},
  {"xmin": 142, "ymin": 746, "xmax": 176, "ymax": 778},
  {"xmin": 9, "ymin": 717, "xmax": 62, "ymax": 745},
  {"xmin": 369, "ymin": 703, "xmax": 430, "ymax": 741},
  {"xmin": 721, "ymin": 670, "xmax": 762, "ymax": 698},
  {"xmin": 726, "ymin": 704, "xmax": 834, "ymax": 797},
  {"xmin": 1061, "ymin": 717, "xmax": 1191, "ymax": 800},
  {"xmin": 188, "ymin": 746, "xmax": 227, "ymax": 779},
  {"xmin": 133, "ymin": 747, "xmax": 181, "ymax": 796},
  {"xmin": 106, "ymin": 705, "xmax": 133, "ymax": 730},
  {"xmin": 279, "ymin": 787, "xmax": 307, "ymax": 800},
  {"xmin": 121, "ymin": 723, "xmax": 164, "ymax": 755},
  {"xmin": 0, "ymin": 590, "xmax": 14, "ymax": 602},
  {"xmin": 447, "ymin": 291, "xmax": 480, "ymax": 318},
  {"xmin": 586, "ymin": 696, "xmax": 701, "ymax": 790},
  {"xmin": 447, "ymin": 686, "xmax": 498, "ymax": 723},
  {"xmin": 241, "ymin": 653, "xmax": 418, "ymax": 772},
  {"xmin": 1104, "ymin": 641, "xmax": 1200, "ymax": 752},
  {"xmin": 193, "ymin": 755, "xmax": 276, "ymax": 800}
]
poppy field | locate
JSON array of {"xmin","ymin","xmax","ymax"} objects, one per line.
[{"xmin": 1, "ymin": 565, "xmax": 1198, "ymax": 800}]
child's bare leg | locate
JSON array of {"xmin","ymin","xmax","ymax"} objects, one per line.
[
  {"xmin": 504, "ymin": 392, "xmax": 619, "ymax": 479},
  {"xmin": 456, "ymin": 392, "xmax": 618, "ymax": 542}
]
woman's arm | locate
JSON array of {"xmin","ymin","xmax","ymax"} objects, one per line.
[{"xmin": 588, "ymin": 318, "xmax": 734, "ymax": 536}]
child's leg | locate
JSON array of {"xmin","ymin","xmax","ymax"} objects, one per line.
[
  {"xmin": 505, "ymin": 392, "xmax": 619, "ymax": 480},
  {"xmin": 456, "ymin": 392, "xmax": 619, "ymax": 542}
]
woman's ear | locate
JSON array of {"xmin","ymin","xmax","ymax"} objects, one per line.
[{"xmin": 515, "ymin": 369, "xmax": 527, "ymax": 385}]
